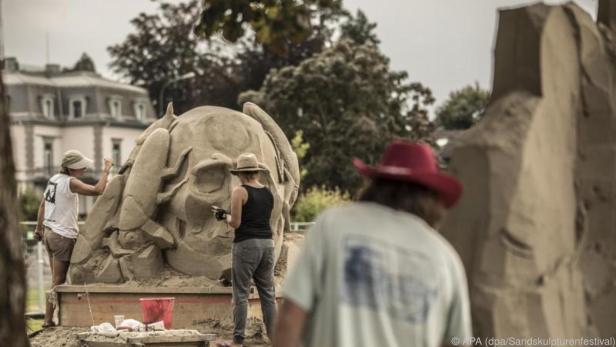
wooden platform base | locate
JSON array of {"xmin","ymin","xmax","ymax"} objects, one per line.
[
  {"xmin": 56, "ymin": 285, "xmax": 274, "ymax": 329},
  {"xmin": 78, "ymin": 330, "xmax": 216, "ymax": 347}
]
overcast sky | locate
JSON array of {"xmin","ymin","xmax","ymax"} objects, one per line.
[{"xmin": 3, "ymin": 0, "xmax": 598, "ymax": 106}]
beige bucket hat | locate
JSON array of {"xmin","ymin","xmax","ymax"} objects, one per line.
[
  {"xmin": 61, "ymin": 150, "xmax": 93, "ymax": 170},
  {"xmin": 230, "ymin": 153, "xmax": 268, "ymax": 175}
]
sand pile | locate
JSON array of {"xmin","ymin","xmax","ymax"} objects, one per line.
[
  {"xmin": 440, "ymin": 1, "xmax": 616, "ymax": 339},
  {"xmin": 117, "ymin": 267, "xmax": 220, "ymax": 288},
  {"xmin": 30, "ymin": 327, "xmax": 84, "ymax": 347}
]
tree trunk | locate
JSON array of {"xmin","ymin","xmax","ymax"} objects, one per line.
[{"xmin": 0, "ymin": 71, "xmax": 29, "ymax": 345}]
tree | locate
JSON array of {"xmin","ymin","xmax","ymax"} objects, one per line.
[
  {"xmin": 436, "ymin": 83, "xmax": 490, "ymax": 130},
  {"xmin": 19, "ymin": 188, "xmax": 41, "ymax": 221},
  {"xmin": 233, "ymin": 32, "xmax": 329, "ymax": 97},
  {"xmin": 109, "ymin": 0, "xmax": 341, "ymax": 115},
  {"xmin": 0, "ymin": 71, "xmax": 29, "ymax": 346},
  {"xmin": 108, "ymin": 0, "xmax": 241, "ymax": 113},
  {"xmin": 291, "ymin": 130, "xmax": 310, "ymax": 179},
  {"xmin": 339, "ymin": 10, "xmax": 379, "ymax": 45},
  {"xmin": 68, "ymin": 53, "xmax": 96, "ymax": 72},
  {"xmin": 244, "ymin": 39, "xmax": 434, "ymax": 192},
  {"xmin": 194, "ymin": 0, "xmax": 343, "ymax": 54}
]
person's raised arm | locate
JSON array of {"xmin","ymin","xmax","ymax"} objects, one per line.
[
  {"xmin": 226, "ymin": 186, "xmax": 247, "ymax": 229},
  {"xmin": 69, "ymin": 159, "xmax": 112, "ymax": 196},
  {"xmin": 34, "ymin": 196, "xmax": 45, "ymax": 241},
  {"xmin": 273, "ymin": 299, "xmax": 307, "ymax": 347}
]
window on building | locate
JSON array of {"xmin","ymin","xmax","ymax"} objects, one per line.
[
  {"xmin": 44, "ymin": 141, "xmax": 53, "ymax": 175},
  {"xmin": 112, "ymin": 140, "xmax": 122, "ymax": 171},
  {"xmin": 109, "ymin": 98, "xmax": 122, "ymax": 118},
  {"xmin": 71, "ymin": 100, "xmax": 84, "ymax": 119},
  {"xmin": 134, "ymin": 103, "xmax": 146, "ymax": 121},
  {"xmin": 41, "ymin": 96, "xmax": 54, "ymax": 119}
]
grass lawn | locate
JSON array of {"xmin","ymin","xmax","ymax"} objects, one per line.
[
  {"xmin": 27, "ymin": 287, "xmax": 44, "ymax": 312},
  {"xmin": 27, "ymin": 318, "xmax": 43, "ymax": 333},
  {"xmin": 26, "ymin": 287, "xmax": 45, "ymax": 333}
]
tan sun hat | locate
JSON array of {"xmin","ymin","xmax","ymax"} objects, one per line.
[
  {"xmin": 61, "ymin": 150, "xmax": 93, "ymax": 170},
  {"xmin": 230, "ymin": 153, "xmax": 268, "ymax": 175}
]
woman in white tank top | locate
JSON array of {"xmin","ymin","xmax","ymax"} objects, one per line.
[{"xmin": 35, "ymin": 150, "xmax": 113, "ymax": 328}]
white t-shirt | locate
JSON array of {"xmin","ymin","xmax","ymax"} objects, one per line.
[
  {"xmin": 282, "ymin": 202, "xmax": 472, "ymax": 347},
  {"xmin": 43, "ymin": 173, "xmax": 80, "ymax": 239}
]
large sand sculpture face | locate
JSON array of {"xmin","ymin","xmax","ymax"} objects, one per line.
[
  {"xmin": 440, "ymin": 0, "xmax": 616, "ymax": 340},
  {"xmin": 68, "ymin": 103, "xmax": 299, "ymax": 284}
]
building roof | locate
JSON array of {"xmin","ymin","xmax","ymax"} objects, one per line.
[
  {"xmin": 51, "ymin": 73, "xmax": 148, "ymax": 94},
  {"xmin": 4, "ymin": 72, "xmax": 55, "ymax": 87},
  {"xmin": 3, "ymin": 71, "xmax": 148, "ymax": 95}
]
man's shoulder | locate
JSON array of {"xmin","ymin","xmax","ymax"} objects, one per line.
[{"xmin": 426, "ymin": 228, "xmax": 465, "ymax": 272}]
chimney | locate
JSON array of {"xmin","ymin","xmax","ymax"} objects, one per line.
[
  {"xmin": 45, "ymin": 63, "xmax": 61, "ymax": 76},
  {"xmin": 4, "ymin": 57, "xmax": 18, "ymax": 72}
]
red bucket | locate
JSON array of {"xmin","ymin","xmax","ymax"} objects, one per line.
[{"xmin": 139, "ymin": 297, "xmax": 175, "ymax": 329}]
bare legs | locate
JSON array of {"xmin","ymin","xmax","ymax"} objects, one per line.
[{"xmin": 43, "ymin": 258, "xmax": 69, "ymax": 327}]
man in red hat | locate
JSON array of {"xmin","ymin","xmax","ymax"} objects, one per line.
[{"xmin": 273, "ymin": 140, "xmax": 472, "ymax": 347}]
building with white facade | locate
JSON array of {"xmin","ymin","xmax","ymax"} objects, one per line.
[{"xmin": 5, "ymin": 55, "xmax": 156, "ymax": 215}]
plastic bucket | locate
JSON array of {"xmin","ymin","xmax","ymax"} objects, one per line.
[{"xmin": 139, "ymin": 297, "xmax": 175, "ymax": 329}]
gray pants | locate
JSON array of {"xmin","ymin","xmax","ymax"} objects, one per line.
[{"xmin": 232, "ymin": 238, "xmax": 276, "ymax": 344}]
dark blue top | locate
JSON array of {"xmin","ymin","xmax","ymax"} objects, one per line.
[{"xmin": 234, "ymin": 185, "xmax": 274, "ymax": 243}]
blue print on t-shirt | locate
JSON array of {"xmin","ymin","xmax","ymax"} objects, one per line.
[{"xmin": 341, "ymin": 234, "xmax": 438, "ymax": 323}]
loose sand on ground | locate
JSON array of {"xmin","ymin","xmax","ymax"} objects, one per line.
[{"xmin": 31, "ymin": 318, "xmax": 270, "ymax": 347}]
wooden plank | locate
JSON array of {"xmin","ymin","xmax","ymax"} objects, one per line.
[
  {"xmin": 56, "ymin": 285, "xmax": 236, "ymax": 295},
  {"xmin": 58, "ymin": 291, "xmax": 270, "ymax": 328},
  {"xmin": 80, "ymin": 341, "xmax": 128, "ymax": 347},
  {"xmin": 126, "ymin": 335, "xmax": 206, "ymax": 343},
  {"xmin": 138, "ymin": 343, "xmax": 207, "ymax": 347},
  {"xmin": 81, "ymin": 341, "xmax": 207, "ymax": 347}
]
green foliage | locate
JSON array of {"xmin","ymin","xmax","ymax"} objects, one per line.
[
  {"xmin": 195, "ymin": 0, "xmax": 343, "ymax": 54},
  {"xmin": 291, "ymin": 130, "xmax": 310, "ymax": 178},
  {"xmin": 291, "ymin": 130, "xmax": 310, "ymax": 160},
  {"xmin": 292, "ymin": 186, "xmax": 349, "ymax": 222},
  {"xmin": 340, "ymin": 10, "xmax": 379, "ymax": 45},
  {"xmin": 108, "ymin": 0, "xmax": 241, "ymax": 113},
  {"xmin": 19, "ymin": 188, "xmax": 40, "ymax": 221},
  {"xmin": 249, "ymin": 39, "xmax": 434, "ymax": 192},
  {"xmin": 110, "ymin": 0, "xmax": 337, "ymax": 114},
  {"xmin": 68, "ymin": 53, "xmax": 96, "ymax": 72},
  {"xmin": 110, "ymin": 2, "xmax": 437, "ymax": 195},
  {"xmin": 436, "ymin": 83, "xmax": 490, "ymax": 130}
]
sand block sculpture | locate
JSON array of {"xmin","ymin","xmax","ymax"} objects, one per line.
[
  {"xmin": 440, "ymin": 1, "xmax": 616, "ymax": 339},
  {"xmin": 68, "ymin": 103, "xmax": 301, "ymax": 284}
]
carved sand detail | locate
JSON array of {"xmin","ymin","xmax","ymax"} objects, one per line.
[{"xmin": 68, "ymin": 103, "xmax": 300, "ymax": 284}]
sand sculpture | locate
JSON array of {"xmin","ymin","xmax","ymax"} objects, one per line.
[
  {"xmin": 440, "ymin": 1, "xmax": 616, "ymax": 339},
  {"xmin": 68, "ymin": 103, "xmax": 300, "ymax": 283}
]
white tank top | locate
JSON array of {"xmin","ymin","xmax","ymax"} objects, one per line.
[{"xmin": 43, "ymin": 173, "xmax": 79, "ymax": 239}]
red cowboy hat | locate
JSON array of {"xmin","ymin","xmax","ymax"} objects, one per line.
[{"xmin": 353, "ymin": 140, "xmax": 462, "ymax": 208}]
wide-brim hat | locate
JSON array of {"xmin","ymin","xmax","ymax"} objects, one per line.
[
  {"xmin": 230, "ymin": 153, "xmax": 269, "ymax": 174},
  {"xmin": 62, "ymin": 150, "xmax": 93, "ymax": 170},
  {"xmin": 353, "ymin": 140, "xmax": 462, "ymax": 208}
]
